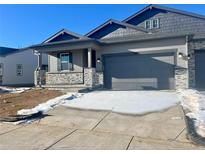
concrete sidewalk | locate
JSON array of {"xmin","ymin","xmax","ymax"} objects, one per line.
[{"xmin": 0, "ymin": 105, "xmax": 204, "ymax": 150}]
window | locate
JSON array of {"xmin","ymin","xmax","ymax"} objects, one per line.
[
  {"xmin": 0, "ymin": 63, "xmax": 3, "ymax": 75},
  {"xmin": 153, "ymin": 19, "xmax": 159, "ymax": 28},
  {"xmin": 145, "ymin": 20, "xmax": 152, "ymax": 29},
  {"xmin": 60, "ymin": 53, "xmax": 72, "ymax": 71},
  {"xmin": 145, "ymin": 19, "xmax": 160, "ymax": 29},
  {"xmin": 41, "ymin": 64, "xmax": 48, "ymax": 72},
  {"xmin": 16, "ymin": 64, "xmax": 23, "ymax": 76}
]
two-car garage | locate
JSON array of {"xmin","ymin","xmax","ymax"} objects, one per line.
[{"xmin": 103, "ymin": 52, "xmax": 176, "ymax": 90}]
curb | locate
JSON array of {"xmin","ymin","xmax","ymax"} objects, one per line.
[
  {"xmin": 0, "ymin": 111, "xmax": 43, "ymax": 122},
  {"xmin": 182, "ymin": 108, "xmax": 205, "ymax": 146}
]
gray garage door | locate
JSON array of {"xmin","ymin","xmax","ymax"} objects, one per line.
[
  {"xmin": 103, "ymin": 52, "xmax": 175, "ymax": 90},
  {"xmin": 195, "ymin": 50, "xmax": 205, "ymax": 89}
]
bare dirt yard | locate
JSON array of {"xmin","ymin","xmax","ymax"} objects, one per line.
[{"xmin": 0, "ymin": 89, "xmax": 63, "ymax": 117}]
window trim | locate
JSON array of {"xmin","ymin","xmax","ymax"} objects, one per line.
[
  {"xmin": 60, "ymin": 53, "xmax": 72, "ymax": 71},
  {"xmin": 145, "ymin": 20, "xmax": 152, "ymax": 30},
  {"xmin": 16, "ymin": 64, "xmax": 23, "ymax": 76},
  {"xmin": 145, "ymin": 19, "xmax": 160, "ymax": 29},
  {"xmin": 0, "ymin": 63, "xmax": 3, "ymax": 76},
  {"xmin": 152, "ymin": 19, "xmax": 160, "ymax": 29}
]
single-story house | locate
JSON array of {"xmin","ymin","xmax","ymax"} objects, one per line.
[
  {"xmin": 0, "ymin": 47, "xmax": 48, "ymax": 86},
  {"xmin": 30, "ymin": 4, "xmax": 205, "ymax": 91}
]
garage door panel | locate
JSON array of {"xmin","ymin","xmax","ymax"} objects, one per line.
[
  {"xmin": 103, "ymin": 52, "xmax": 175, "ymax": 90},
  {"xmin": 112, "ymin": 78, "xmax": 158, "ymax": 90}
]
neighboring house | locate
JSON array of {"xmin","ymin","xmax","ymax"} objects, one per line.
[
  {"xmin": 30, "ymin": 4, "xmax": 205, "ymax": 90},
  {"xmin": 0, "ymin": 47, "xmax": 48, "ymax": 86}
]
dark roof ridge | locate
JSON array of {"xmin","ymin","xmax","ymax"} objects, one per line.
[{"xmin": 123, "ymin": 4, "xmax": 205, "ymax": 23}]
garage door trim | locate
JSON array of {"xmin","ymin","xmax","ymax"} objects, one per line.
[{"xmin": 102, "ymin": 51, "xmax": 177, "ymax": 90}]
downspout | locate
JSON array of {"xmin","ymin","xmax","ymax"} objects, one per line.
[{"xmin": 185, "ymin": 35, "xmax": 189, "ymax": 89}]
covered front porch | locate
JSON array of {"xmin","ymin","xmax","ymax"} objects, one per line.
[{"xmin": 31, "ymin": 39, "xmax": 103, "ymax": 91}]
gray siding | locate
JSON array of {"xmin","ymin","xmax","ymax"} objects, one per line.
[
  {"xmin": 101, "ymin": 9, "xmax": 205, "ymax": 39},
  {"xmin": 102, "ymin": 27, "xmax": 146, "ymax": 39},
  {"xmin": 97, "ymin": 37, "xmax": 187, "ymax": 72},
  {"xmin": 48, "ymin": 50, "xmax": 84, "ymax": 73},
  {"xmin": 131, "ymin": 10, "xmax": 205, "ymax": 35}
]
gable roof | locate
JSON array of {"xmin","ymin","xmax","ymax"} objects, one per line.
[
  {"xmin": 43, "ymin": 28, "xmax": 88, "ymax": 43},
  {"xmin": 85, "ymin": 19, "xmax": 148, "ymax": 37},
  {"xmin": 0, "ymin": 47, "xmax": 18, "ymax": 57},
  {"xmin": 123, "ymin": 4, "xmax": 205, "ymax": 23}
]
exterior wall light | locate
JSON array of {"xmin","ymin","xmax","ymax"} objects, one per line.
[
  {"xmin": 187, "ymin": 54, "xmax": 191, "ymax": 60},
  {"xmin": 97, "ymin": 58, "xmax": 101, "ymax": 63},
  {"xmin": 178, "ymin": 52, "xmax": 192, "ymax": 60},
  {"xmin": 178, "ymin": 52, "xmax": 183, "ymax": 58}
]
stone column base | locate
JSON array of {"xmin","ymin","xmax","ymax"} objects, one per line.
[
  {"xmin": 175, "ymin": 68, "xmax": 188, "ymax": 89},
  {"xmin": 84, "ymin": 68, "xmax": 96, "ymax": 88}
]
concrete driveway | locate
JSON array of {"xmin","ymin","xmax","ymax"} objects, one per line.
[
  {"xmin": 63, "ymin": 91, "xmax": 179, "ymax": 115},
  {"xmin": 0, "ymin": 105, "xmax": 204, "ymax": 150}
]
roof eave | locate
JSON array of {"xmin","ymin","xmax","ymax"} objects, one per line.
[
  {"xmin": 29, "ymin": 38, "xmax": 100, "ymax": 52},
  {"xmin": 100, "ymin": 33, "xmax": 194, "ymax": 45},
  {"xmin": 85, "ymin": 19, "xmax": 148, "ymax": 37},
  {"xmin": 123, "ymin": 4, "xmax": 205, "ymax": 23},
  {"xmin": 42, "ymin": 28, "xmax": 88, "ymax": 44}
]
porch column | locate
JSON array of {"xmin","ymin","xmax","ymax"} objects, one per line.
[
  {"xmin": 34, "ymin": 50, "xmax": 43, "ymax": 87},
  {"xmin": 37, "ymin": 52, "xmax": 42, "ymax": 69},
  {"xmin": 88, "ymin": 48, "xmax": 92, "ymax": 68}
]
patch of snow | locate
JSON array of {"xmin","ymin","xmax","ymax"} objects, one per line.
[
  {"xmin": 171, "ymin": 116, "xmax": 183, "ymax": 120},
  {"xmin": 17, "ymin": 93, "xmax": 81, "ymax": 116},
  {"xmin": 177, "ymin": 89, "xmax": 205, "ymax": 137},
  {"xmin": 0, "ymin": 86, "xmax": 31, "ymax": 94},
  {"xmin": 62, "ymin": 91, "xmax": 179, "ymax": 115}
]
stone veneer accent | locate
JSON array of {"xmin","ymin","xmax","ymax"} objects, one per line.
[
  {"xmin": 188, "ymin": 39, "xmax": 205, "ymax": 88},
  {"xmin": 84, "ymin": 68, "xmax": 96, "ymax": 87},
  {"xmin": 95, "ymin": 72, "xmax": 103, "ymax": 85},
  {"xmin": 175, "ymin": 68, "xmax": 188, "ymax": 89},
  {"xmin": 46, "ymin": 72, "xmax": 84, "ymax": 85}
]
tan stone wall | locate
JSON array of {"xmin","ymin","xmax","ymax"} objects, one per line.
[
  {"xmin": 46, "ymin": 72, "xmax": 84, "ymax": 85},
  {"xmin": 84, "ymin": 68, "xmax": 96, "ymax": 87},
  {"xmin": 175, "ymin": 69, "xmax": 188, "ymax": 89},
  {"xmin": 95, "ymin": 72, "xmax": 103, "ymax": 85}
]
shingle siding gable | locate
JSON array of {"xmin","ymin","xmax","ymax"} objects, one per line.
[
  {"xmin": 101, "ymin": 27, "xmax": 146, "ymax": 39},
  {"xmin": 131, "ymin": 9, "xmax": 205, "ymax": 35}
]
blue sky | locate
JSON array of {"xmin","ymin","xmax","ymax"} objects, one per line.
[{"xmin": 0, "ymin": 4, "xmax": 205, "ymax": 48}]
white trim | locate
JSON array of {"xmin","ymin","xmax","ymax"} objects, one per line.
[
  {"xmin": 60, "ymin": 52, "xmax": 71, "ymax": 71},
  {"xmin": 0, "ymin": 63, "xmax": 3, "ymax": 76},
  {"xmin": 145, "ymin": 19, "xmax": 160, "ymax": 29},
  {"xmin": 44, "ymin": 32, "xmax": 65, "ymax": 43},
  {"xmin": 153, "ymin": 19, "xmax": 160, "ymax": 29},
  {"xmin": 145, "ymin": 20, "xmax": 152, "ymax": 29}
]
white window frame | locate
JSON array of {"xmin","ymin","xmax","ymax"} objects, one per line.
[
  {"xmin": 0, "ymin": 63, "xmax": 3, "ymax": 76},
  {"xmin": 60, "ymin": 53, "xmax": 70, "ymax": 71},
  {"xmin": 145, "ymin": 19, "xmax": 160, "ymax": 29},
  {"xmin": 16, "ymin": 64, "xmax": 23, "ymax": 76},
  {"xmin": 152, "ymin": 19, "xmax": 160, "ymax": 29},
  {"xmin": 145, "ymin": 20, "xmax": 152, "ymax": 29}
]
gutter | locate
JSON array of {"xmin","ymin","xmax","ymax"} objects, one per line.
[
  {"xmin": 29, "ymin": 38, "xmax": 98, "ymax": 48},
  {"xmin": 99, "ymin": 33, "xmax": 194, "ymax": 45}
]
